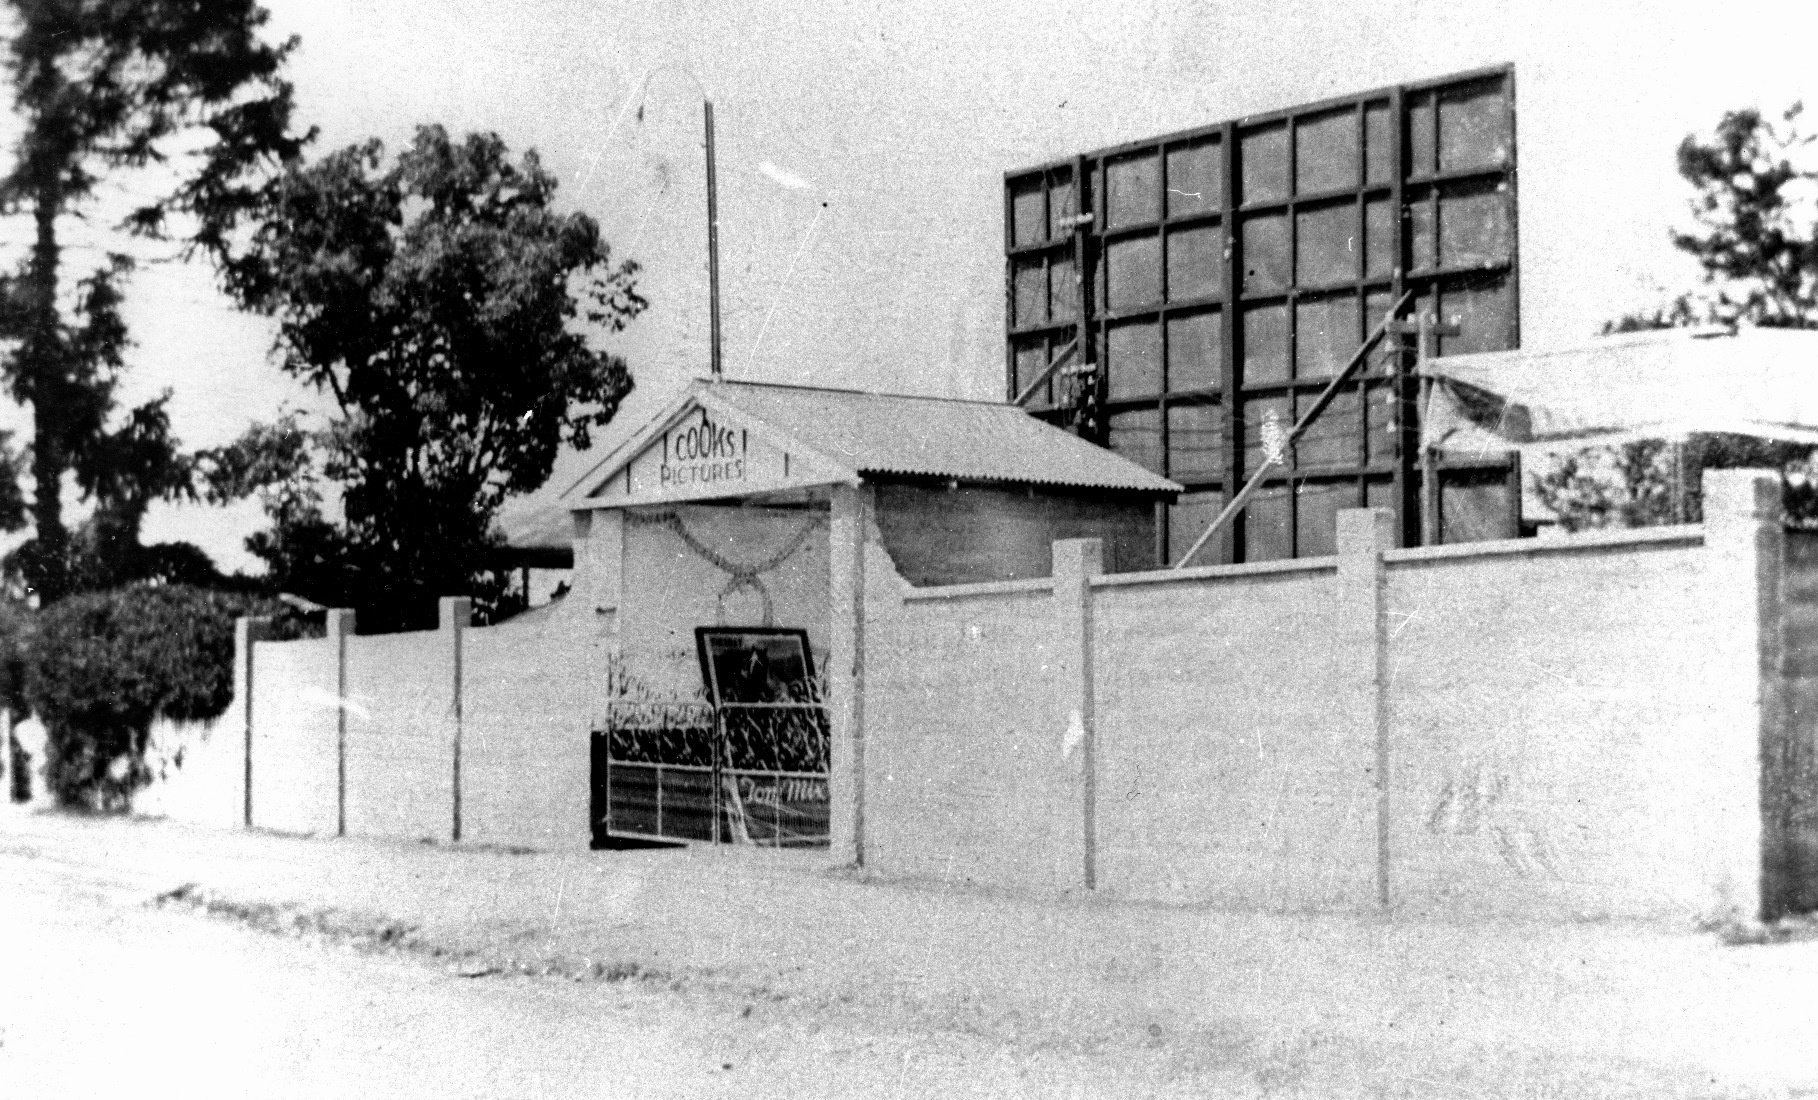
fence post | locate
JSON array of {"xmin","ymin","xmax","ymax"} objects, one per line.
[
  {"xmin": 326, "ymin": 608, "xmax": 356, "ymax": 838},
  {"xmin": 1702, "ymin": 470, "xmax": 1782, "ymax": 922},
  {"xmin": 1337, "ymin": 507, "xmax": 1394, "ymax": 910},
  {"xmin": 440, "ymin": 596, "xmax": 473, "ymax": 843},
  {"xmin": 828, "ymin": 482, "xmax": 873, "ymax": 867},
  {"xmin": 1053, "ymin": 538, "xmax": 1103, "ymax": 892},
  {"xmin": 235, "ymin": 616, "xmax": 272, "ymax": 828}
]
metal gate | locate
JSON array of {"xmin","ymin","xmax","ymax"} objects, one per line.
[{"xmin": 591, "ymin": 699, "xmax": 830, "ymax": 847}]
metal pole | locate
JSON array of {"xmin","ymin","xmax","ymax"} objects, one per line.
[
  {"xmin": 1012, "ymin": 337, "xmax": 1078, "ymax": 407},
  {"xmin": 1071, "ymin": 153, "xmax": 1098, "ymax": 443},
  {"xmin": 1417, "ymin": 313, "xmax": 1441, "ymax": 545},
  {"xmin": 1172, "ymin": 292, "xmax": 1413, "ymax": 569},
  {"xmin": 705, "ymin": 100, "xmax": 723, "ymax": 379},
  {"xmin": 1404, "ymin": 312, "xmax": 1459, "ymax": 546},
  {"xmin": 709, "ymin": 706, "xmax": 720, "ymax": 846}
]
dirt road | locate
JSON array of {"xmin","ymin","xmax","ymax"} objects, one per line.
[
  {"xmin": 3, "ymin": 864, "xmax": 720, "ymax": 1098},
  {"xmin": 0, "ymin": 831, "xmax": 1191, "ymax": 1098},
  {"xmin": 3, "ymin": 809, "xmax": 1815, "ymax": 1098}
]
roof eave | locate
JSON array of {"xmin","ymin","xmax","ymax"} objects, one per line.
[{"xmin": 857, "ymin": 467, "xmax": 1182, "ymax": 496}]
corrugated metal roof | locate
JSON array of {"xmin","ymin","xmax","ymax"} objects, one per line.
[
  {"xmin": 495, "ymin": 495, "xmax": 573, "ymax": 549},
  {"xmin": 698, "ymin": 380, "xmax": 1180, "ymax": 494}
]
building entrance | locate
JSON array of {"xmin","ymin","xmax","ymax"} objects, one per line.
[{"xmin": 591, "ymin": 628, "xmax": 830, "ymax": 847}]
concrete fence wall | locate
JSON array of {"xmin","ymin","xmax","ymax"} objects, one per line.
[
  {"xmin": 1382, "ymin": 530, "xmax": 1728, "ymax": 918},
  {"xmin": 343, "ymin": 624, "xmax": 455, "ymax": 843},
  {"xmin": 158, "ymin": 469, "xmax": 1815, "ymax": 922},
  {"xmin": 865, "ymin": 578, "xmax": 1063, "ymax": 891},
  {"xmin": 249, "ymin": 631, "xmax": 342, "ymax": 837},
  {"xmin": 461, "ymin": 607, "xmax": 604, "ymax": 850},
  {"xmin": 208, "ymin": 597, "xmax": 608, "ymax": 849},
  {"xmin": 136, "ymin": 714, "xmax": 240, "ymax": 827},
  {"xmin": 858, "ymin": 471, "xmax": 1813, "ymax": 922},
  {"xmin": 1091, "ymin": 558, "xmax": 1369, "ymax": 910}
]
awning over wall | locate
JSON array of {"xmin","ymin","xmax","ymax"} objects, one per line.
[{"xmin": 1420, "ymin": 326, "xmax": 1818, "ymax": 457}]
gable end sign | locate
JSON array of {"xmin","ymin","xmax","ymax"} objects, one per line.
[
  {"xmin": 662, "ymin": 411, "xmax": 748, "ymax": 491},
  {"xmin": 592, "ymin": 403, "xmax": 846, "ymax": 506}
]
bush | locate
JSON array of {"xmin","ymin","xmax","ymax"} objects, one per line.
[{"xmin": 23, "ymin": 584, "xmax": 308, "ymax": 811}]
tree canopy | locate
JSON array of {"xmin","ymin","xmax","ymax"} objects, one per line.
[
  {"xmin": 1536, "ymin": 103, "xmax": 1818, "ymax": 530},
  {"xmin": 1668, "ymin": 104, "xmax": 1818, "ymax": 328},
  {"xmin": 0, "ymin": 0, "xmax": 306, "ymax": 602},
  {"xmin": 204, "ymin": 126, "xmax": 645, "ymax": 629}
]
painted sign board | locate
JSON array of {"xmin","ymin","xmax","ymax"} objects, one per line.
[
  {"xmin": 694, "ymin": 627, "xmax": 817, "ymax": 706},
  {"xmin": 588, "ymin": 400, "xmax": 847, "ymax": 507},
  {"xmin": 721, "ymin": 771, "xmax": 829, "ymax": 847},
  {"xmin": 594, "ymin": 759, "xmax": 828, "ymax": 848}
]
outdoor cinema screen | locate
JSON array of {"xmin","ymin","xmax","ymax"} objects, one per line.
[{"xmin": 1006, "ymin": 65, "xmax": 1521, "ymax": 563}]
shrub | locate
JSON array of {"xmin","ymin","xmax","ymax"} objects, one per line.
[{"xmin": 23, "ymin": 584, "xmax": 308, "ymax": 810}]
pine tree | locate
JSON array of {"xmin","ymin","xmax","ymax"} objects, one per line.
[{"xmin": 0, "ymin": 0, "xmax": 305, "ymax": 601}]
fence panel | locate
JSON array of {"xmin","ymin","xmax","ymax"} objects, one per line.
[
  {"xmin": 344, "ymin": 630, "xmax": 450, "ymax": 842},
  {"xmin": 249, "ymin": 637, "xmax": 340, "ymax": 835}
]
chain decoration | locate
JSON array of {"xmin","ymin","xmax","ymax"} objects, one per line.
[{"xmin": 626, "ymin": 509, "xmax": 827, "ymax": 625}]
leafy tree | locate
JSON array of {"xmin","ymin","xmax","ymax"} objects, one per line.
[
  {"xmin": 1536, "ymin": 104, "xmax": 1818, "ymax": 530},
  {"xmin": 205, "ymin": 126, "xmax": 645, "ymax": 630},
  {"xmin": 1533, "ymin": 439, "xmax": 1682, "ymax": 533},
  {"xmin": 1668, "ymin": 104, "xmax": 1818, "ymax": 328},
  {"xmin": 22, "ymin": 583, "xmax": 307, "ymax": 809},
  {"xmin": 0, "ymin": 0, "xmax": 305, "ymax": 603}
]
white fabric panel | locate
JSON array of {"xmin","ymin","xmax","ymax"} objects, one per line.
[{"xmin": 1421, "ymin": 326, "xmax": 1818, "ymax": 456}]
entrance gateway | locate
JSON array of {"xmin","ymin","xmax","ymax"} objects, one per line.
[
  {"xmin": 594, "ymin": 627, "xmax": 831, "ymax": 847},
  {"xmin": 564, "ymin": 378, "xmax": 1180, "ymax": 849}
]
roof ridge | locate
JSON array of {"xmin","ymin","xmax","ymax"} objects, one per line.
[{"xmin": 701, "ymin": 376, "xmax": 1008, "ymax": 407}]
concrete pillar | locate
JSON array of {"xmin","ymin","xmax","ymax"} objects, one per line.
[
  {"xmin": 569, "ymin": 509, "xmax": 625, "ymax": 720},
  {"xmin": 441, "ymin": 597, "xmax": 472, "ymax": 842},
  {"xmin": 828, "ymin": 482, "xmax": 873, "ymax": 866},
  {"xmin": 599, "ymin": 510, "xmax": 626, "ymax": 614},
  {"xmin": 235, "ymin": 616, "xmax": 273, "ymax": 828},
  {"xmin": 326, "ymin": 608, "xmax": 356, "ymax": 839},
  {"xmin": 1702, "ymin": 470, "xmax": 1782, "ymax": 922},
  {"xmin": 1052, "ymin": 538, "xmax": 1104, "ymax": 892},
  {"xmin": 1337, "ymin": 508, "xmax": 1395, "ymax": 909},
  {"xmin": 569, "ymin": 507, "xmax": 594, "ymax": 606},
  {"xmin": 594, "ymin": 510, "xmax": 626, "ymax": 667},
  {"xmin": 571, "ymin": 508, "xmax": 625, "ymax": 615}
]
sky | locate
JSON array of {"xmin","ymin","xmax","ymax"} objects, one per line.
[{"xmin": 6, "ymin": 0, "xmax": 1818, "ymax": 574}]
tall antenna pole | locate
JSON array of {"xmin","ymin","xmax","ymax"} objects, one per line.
[{"xmin": 704, "ymin": 100, "xmax": 723, "ymax": 379}]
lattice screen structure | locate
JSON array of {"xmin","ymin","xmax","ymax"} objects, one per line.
[{"xmin": 1006, "ymin": 65, "xmax": 1520, "ymax": 563}]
